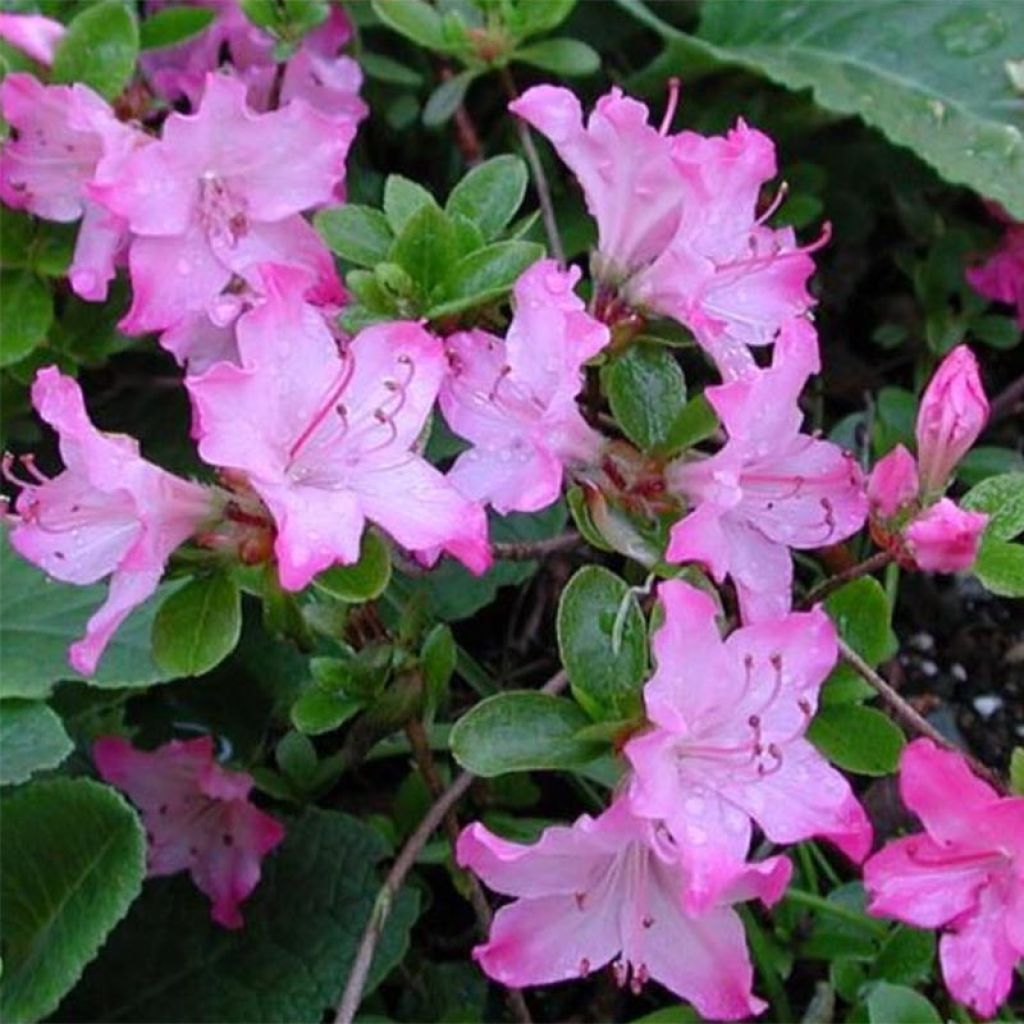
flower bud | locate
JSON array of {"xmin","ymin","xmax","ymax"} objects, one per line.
[
  {"xmin": 906, "ymin": 498, "xmax": 988, "ymax": 573},
  {"xmin": 867, "ymin": 444, "xmax": 919, "ymax": 519}
]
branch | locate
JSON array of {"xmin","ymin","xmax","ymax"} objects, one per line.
[
  {"xmin": 491, "ymin": 531, "xmax": 581, "ymax": 561},
  {"xmin": 499, "ymin": 68, "xmax": 565, "ymax": 265},
  {"xmin": 801, "ymin": 551, "xmax": 894, "ymax": 608},
  {"xmin": 334, "ymin": 670, "xmax": 569, "ymax": 1024},
  {"xmin": 837, "ymin": 638, "xmax": 1005, "ymax": 792}
]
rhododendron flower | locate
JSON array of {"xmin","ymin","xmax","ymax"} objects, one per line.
[
  {"xmin": 187, "ymin": 266, "xmax": 490, "ymax": 588},
  {"xmin": 0, "ymin": 73, "xmax": 146, "ymax": 301},
  {"xmin": 866, "ymin": 444, "xmax": 919, "ymax": 520},
  {"xmin": 5, "ymin": 368, "xmax": 215, "ymax": 675},
  {"xmin": 457, "ymin": 794, "xmax": 791, "ymax": 1019},
  {"xmin": 915, "ymin": 345, "xmax": 989, "ymax": 495},
  {"xmin": 864, "ymin": 739, "xmax": 1024, "ymax": 1017},
  {"xmin": 511, "ymin": 85, "xmax": 818, "ymax": 380},
  {"xmin": 966, "ymin": 213, "xmax": 1024, "ymax": 328},
  {"xmin": 94, "ymin": 735, "xmax": 285, "ymax": 929},
  {"xmin": 905, "ymin": 499, "xmax": 988, "ymax": 572},
  {"xmin": 439, "ymin": 260, "xmax": 609, "ymax": 514},
  {"xmin": 626, "ymin": 580, "xmax": 871, "ymax": 911},
  {"xmin": 89, "ymin": 73, "xmax": 351, "ymax": 333},
  {"xmin": 666, "ymin": 320, "xmax": 866, "ymax": 621},
  {"xmin": 0, "ymin": 12, "xmax": 65, "ymax": 65}
]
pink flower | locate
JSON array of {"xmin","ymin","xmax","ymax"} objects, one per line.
[
  {"xmin": 0, "ymin": 12, "xmax": 65, "ymax": 65},
  {"xmin": 864, "ymin": 739, "xmax": 1024, "ymax": 1018},
  {"xmin": 867, "ymin": 444, "xmax": 919, "ymax": 520},
  {"xmin": 915, "ymin": 345, "xmax": 989, "ymax": 495},
  {"xmin": 906, "ymin": 498, "xmax": 988, "ymax": 573},
  {"xmin": 457, "ymin": 793, "xmax": 791, "ymax": 1019},
  {"xmin": 967, "ymin": 218, "xmax": 1024, "ymax": 329},
  {"xmin": 94, "ymin": 735, "xmax": 285, "ymax": 929},
  {"xmin": 89, "ymin": 73, "xmax": 351, "ymax": 333},
  {"xmin": 665, "ymin": 320, "xmax": 867, "ymax": 621},
  {"xmin": 439, "ymin": 260, "xmax": 608, "ymax": 514},
  {"xmin": 4, "ymin": 368, "xmax": 214, "ymax": 675},
  {"xmin": 0, "ymin": 73, "xmax": 145, "ymax": 301},
  {"xmin": 626, "ymin": 580, "xmax": 872, "ymax": 911},
  {"xmin": 186, "ymin": 266, "xmax": 491, "ymax": 589}
]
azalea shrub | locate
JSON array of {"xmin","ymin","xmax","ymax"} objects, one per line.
[{"xmin": 2, "ymin": 1, "xmax": 1024, "ymax": 1023}]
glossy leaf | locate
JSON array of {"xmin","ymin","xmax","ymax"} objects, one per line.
[
  {"xmin": 0, "ymin": 700, "xmax": 73, "ymax": 786},
  {"xmin": 313, "ymin": 530, "xmax": 392, "ymax": 602},
  {"xmin": 445, "ymin": 155, "xmax": 529, "ymax": 241},
  {"xmin": 51, "ymin": 0, "xmax": 140, "ymax": 100},
  {"xmin": 151, "ymin": 572, "xmax": 242, "ymax": 678},
  {"xmin": 315, "ymin": 205, "xmax": 394, "ymax": 267},
  {"xmin": 808, "ymin": 703, "xmax": 905, "ymax": 775}
]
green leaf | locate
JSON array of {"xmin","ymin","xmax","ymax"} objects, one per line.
[
  {"xmin": 450, "ymin": 691, "xmax": 603, "ymax": 776},
  {"xmin": 291, "ymin": 687, "xmax": 364, "ymax": 736},
  {"xmin": 139, "ymin": 5, "xmax": 216, "ymax": 49},
  {"xmin": 866, "ymin": 982, "xmax": 942, "ymax": 1023},
  {"xmin": 382, "ymin": 174, "xmax": 439, "ymax": 235},
  {"xmin": 276, "ymin": 729, "xmax": 318, "ymax": 784},
  {"xmin": 972, "ymin": 536, "xmax": 1024, "ymax": 596},
  {"xmin": 421, "ymin": 623, "xmax": 456, "ymax": 709},
  {"xmin": 358, "ymin": 50, "xmax": 424, "ymax": 87},
  {"xmin": 957, "ymin": 445, "xmax": 1024, "ymax": 487},
  {"xmin": 0, "ymin": 700, "xmax": 73, "ymax": 786},
  {"xmin": 556, "ymin": 566, "xmax": 647, "ymax": 720},
  {"xmin": 0, "ymin": 778, "xmax": 146, "ymax": 1023},
  {"xmin": 872, "ymin": 927, "xmax": 936, "ymax": 987},
  {"xmin": 0, "ymin": 270, "xmax": 52, "ymax": 366},
  {"xmin": 51, "ymin": 0, "xmax": 140, "ymax": 100},
  {"xmin": 821, "ymin": 578, "xmax": 894, "ymax": 704},
  {"xmin": 392, "ymin": 202, "xmax": 458, "ymax": 299},
  {"xmin": 445, "ymin": 155, "xmax": 529, "ymax": 242},
  {"xmin": 151, "ymin": 572, "xmax": 242, "ymax": 677},
  {"xmin": 370, "ymin": 0, "xmax": 445, "ymax": 50},
  {"xmin": 685, "ymin": 0, "xmax": 1024, "ymax": 218},
  {"xmin": 808, "ymin": 704, "xmax": 905, "ymax": 775},
  {"xmin": 314, "ymin": 205, "xmax": 394, "ymax": 267},
  {"xmin": 313, "ymin": 530, "xmax": 392, "ymax": 602},
  {"xmin": 60, "ymin": 809, "xmax": 420, "ymax": 1022},
  {"xmin": 423, "ymin": 70, "xmax": 476, "ymax": 127},
  {"xmin": 514, "ymin": 38, "xmax": 600, "ymax": 76},
  {"xmin": 602, "ymin": 343, "xmax": 687, "ymax": 454},
  {"xmin": 429, "ymin": 240, "xmax": 545, "ymax": 319},
  {"xmin": 1010, "ymin": 747, "xmax": 1024, "ymax": 796},
  {"xmin": 961, "ymin": 471, "xmax": 1024, "ymax": 540},
  {"xmin": 660, "ymin": 392, "xmax": 719, "ymax": 453},
  {"xmin": 510, "ymin": 0, "xmax": 577, "ymax": 38},
  {"xmin": 0, "ymin": 536, "xmax": 178, "ymax": 698}
]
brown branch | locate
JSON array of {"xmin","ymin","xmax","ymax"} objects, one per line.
[
  {"xmin": 491, "ymin": 532, "xmax": 581, "ymax": 561},
  {"xmin": 801, "ymin": 551, "xmax": 894, "ymax": 608},
  {"xmin": 837, "ymin": 638, "xmax": 1005, "ymax": 792},
  {"xmin": 334, "ymin": 670, "xmax": 569, "ymax": 1024},
  {"xmin": 989, "ymin": 372, "xmax": 1024, "ymax": 424}
]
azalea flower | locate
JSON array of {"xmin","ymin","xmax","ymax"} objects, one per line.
[
  {"xmin": 626, "ymin": 580, "xmax": 872, "ymax": 911},
  {"xmin": 439, "ymin": 260, "xmax": 609, "ymax": 514},
  {"xmin": 457, "ymin": 793, "xmax": 791, "ymax": 1019},
  {"xmin": 864, "ymin": 739, "xmax": 1024, "ymax": 1018},
  {"xmin": 966, "ymin": 210, "xmax": 1024, "ymax": 329},
  {"xmin": 94, "ymin": 735, "xmax": 285, "ymax": 929},
  {"xmin": 186, "ymin": 266, "xmax": 491, "ymax": 589},
  {"xmin": 4, "ymin": 368, "xmax": 215, "ymax": 675},
  {"xmin": 665, "ymin": 319, "xmax": 866, "ymax": 621}
]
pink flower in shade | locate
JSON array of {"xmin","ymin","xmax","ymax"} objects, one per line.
[
  {"xmin": 0, "ymin": 12, "xmax": 65, "ymax": 65},
  {"xmin": 866, "ymin": 444, "xmax": 919, "ymax": 520},
  {"xmin": 88, "ymin": 73, "xmax": 351, "ymax": 334},
  {"xmin": 186, "ymin": 266, "xmax": 491, "ymax": 590},
  {"xmin": 966, "ymin": 217, "xmax": 1024, "ymax": 329},
  {"xmin": 915, "ymin": 345, "xmax": 989, "ymax": 496},
  {"xmin": 439, "ymin": 260, "xmax": 609, "ymax": 514},
  {"xmin": 94, "ymin": 735, "xmax": 285, "ymax": 929},
  {"xmin": 0, "ymin": 73, "xmax": 146, "ymax": 301},
  {"xmin": 665, "ymin": 320, "xmax": 867, "ymax": 622},
  {"xmin": 625, "ymin": 581, "xmax": 872, "ymax": 912},
  {"xmin": 864, "ymin": 739, "xmax": 1024, "ymax": 1018},
  {"xmin": 906, "ymin": 498, "xmax": 988, "ymax": 573},
  {"xmin": 457, "ymin": 793, "xmax": 792, "ymax": 1019},
  {"xmin": 4, "ymin": 368, "xmax": 215, "ymax": 676}
]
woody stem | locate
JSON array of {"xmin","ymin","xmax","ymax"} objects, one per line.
[
  {"xmin": 491, "ymin": 531, "xmax": 581, "ymax": 561},
  {"xmin": 801, "ymin": 551, "xmax": 894, "ymax": 607}
]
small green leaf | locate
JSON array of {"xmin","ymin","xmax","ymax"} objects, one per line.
[
  {"xmin": 511, "ymin": 0, "xmax": 577, "ymax": 39},
  {"xmin": 421, "ymin": 623, "xmax": 456, "ymax": 706},
  {"xmin": 276, "ymin": 729, "xmax": 318, "ymax": 784},
  {"xmin": 392, "ymin": 202, "xmax": 458, "ymax": 299},
  {"xmin": 0, "ymin": 700, "xmax": 73, "ymax": 786},
  {"xmin": 314, "ymin": 530, "xmax": 392, "ymax": 602},
  {"xmin": 429, "ymin": 240, "xmax": 545, "ymax": 319},
  {"xmin": 1010, "ymin": 747, "xmax": 1024, "ymax": 795},
  {"xmin": 957, "ymin": 446, "xmax": 1024, "ymax": 487},
  {"xmin": 872, "ymin": 927, "xmax": 936, "ymax": 987},
  {"xmin": 423, "ymin": 70, "xmax": 476, "ymax": 127},
  {"xmin": 151, "ymin": 572, "xmax": 242, "ymax": 677},
  {"xmin": 808, "ymin": 704, "xmax": 905, "ymax": 775},
  {"xmin": 291, "ymin": 688, "xmax": 365, "ymax": 736},
  {"xmin": 140, "ymin": 5, "xmax": 216, "ymax": 49},
  {"xmin": 821, "ymin": 578, "xmax": 894, "ymax": 704},
  {"xmin": 514, "ymin": 38, "xmax": 600, "ymax": 76},
  {"xmin": 383, "ymin": 174, "xmax": 440, "ymax": 235},
  {"xmin": 52, "ymin": 0, "xmax": 140, "ymax": 100},
  {"xmin": 0, "ymin": 778, "xmax": 146, "ymax": 1023},
  {"xmin": 358, "ymin": 51, "xmax": 424, "ymax": 87},
  {"xmin": 961, "ymin": 471, "xmax": 1024, "ymax": 540},
  {"xmin": 451, "ymin": 691, "xmax": 603, "ymax": 776},
  {"xmin": 602, "ymin": 343, "xmax": 687, "ymax": 454},
  {"xmin": 973, "ymin": 537, "xmax": 1024, "ymax": 596},
  {"xmin": 0, "ymin": 270, "xmax": 52, "ymax": 366},
  {"xmin": 315, "ymin": 205, "xmax": 394, "ymax": 267},
  {"xmin": 661, "ymin": 393, "xmax": 719, "ymax": 453},
  {"xmin": 556, "ymin": 566, "xmax": 647, "ymax": 720},
  {"xmin": 370, "ymin": 0, "xmax": 445, "ymax": 49},
  {"xmin": 446, "ymin": 155, "xmax": 529, "ymax": 241},
  {"xmin": 866, "ymin": 982, "xmax": 941, "ymax": 1023}
]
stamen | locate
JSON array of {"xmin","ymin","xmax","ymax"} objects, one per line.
[
  {"xmin": 658, "ymin": 77, "xmax": 681, "ymax": 135},
  {"xmin": 488, "ymin": 363, "xmax": 512, "ymax": 402},
  {"xmin": 754, "ymin": 181, "xmax": 790, "ymax": 228}
]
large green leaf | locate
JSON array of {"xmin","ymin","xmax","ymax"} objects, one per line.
[
  {"xmin": 60, "ymin": 808, "xmax": 418, "ymax": 1022},
  {"xmin": 0, "ymin": 778, "xmax": 146, "ymax": 1023},
  {"xmin": 0, "ymin": 536, "xmax": 178, "ymax": 699},
  {"xmin": 0, "ymin": 700, "xmax": 73, "ymax": 786},
  {"xmin": 151, "ymin": 572, "xmax": 242, "ymax": 678},
  {"xmin": 622, "ymin": 0, "xmax": 1024, "ymax": 217},
  {"xmin": 0, "ymin": 270, "xmax": 53, "ymax": 367},
  {"xmin": 821, "ymin": 578, "xmax": 895, "ymax": 704},
  {"xmin": 51, "ymin": 0, "xmax": 140, "ymax": 100},
  {"xmin": 808, "ymin": 703, "xmax": 905, "ymax": 776}
]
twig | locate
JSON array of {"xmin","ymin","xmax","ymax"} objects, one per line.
[
  {"xmin": 801, "ymin": 551, "xmax": 894, "ymax": 608},
  {"xmin": 837, "ymin": 638, "xmax": 1005, "ymax": 792},
  {"xmin": 491, "ymin": 531, "xmax": 581, "ymax": 561},
  {"xmin": 334, "ymin": 670, "xmax": 569, "ymax": 1024},
  {"xmin": 498, "ymin": 67, "xmax": 565, "ymax": 265},
  {"xmin": 989, "ymin": 372, "xmax": 1024, "ymax": 424},
  {"xmin": 440, "ymin": 66, "xmax": 483, "ymax": 165}
]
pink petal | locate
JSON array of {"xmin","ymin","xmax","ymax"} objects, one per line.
[
  {"xmin": 868, "ymin": 444, "xmax": 920, "ymax": 519},
  {"xmin": 0, "ymin": 12, "xmax": 65, "ymax": 65}
]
